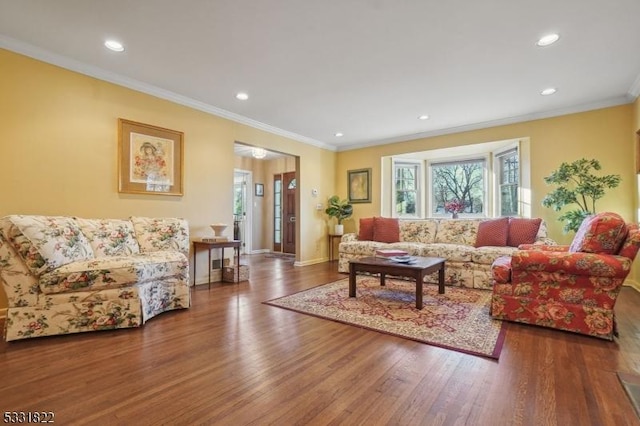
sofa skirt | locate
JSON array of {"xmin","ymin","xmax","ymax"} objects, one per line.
[{"xmin": 3, "ymin": 278, "xmax": 190, "ymax": 341}]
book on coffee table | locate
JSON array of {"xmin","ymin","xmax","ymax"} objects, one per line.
[{"xmin": 375, "ymin": 249, "xmax": 409, "ymax": 257}]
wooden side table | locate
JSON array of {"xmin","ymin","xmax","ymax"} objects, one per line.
[
  {"xmin": 328, "ymin": 234, "xmax": 342, "ymax": 261},
  {"xmin": 193, "ymin": 240, "xmax": 241, "ymax": 289}
]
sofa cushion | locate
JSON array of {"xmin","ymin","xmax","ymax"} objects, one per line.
[
  {"xmin": 39, "ymin": 251, "xmax": 188, "ymax": 294},
  {"xmin": 399, "ymin": 220, "xmax": 438, "ymax": 244},
  {"xmin": 131, "ymin": 217, "xmax": 190, "ymax": 255},
  {"xmin": 472, "ymin": 246, "xmax": 518, "ymax": 265},
  {"xmin": 569, "ymin": 212, "xmax": 627, "ymax": 255},
  {"xmin": 373, "ymin": 217, "xmax": 400, "ymax": 243},
  {"xmin": 358, "ymin": 217, "xmax": 375, "ymax": 241},
  {"xmin": 475, "ymin": 217, "xmax": 509, "ymax": 247},
  {"xmin": 507, "ymin": 217, "xmax": 542, "ymax": 247},
  {"xmin": 339, "ymin": 240, "xmax": 390, "ymax": 256},
  {"xmin": 421, "ymin": 243, "xmax": 474, "ymax": 262},
  {"xmin": 77, "ymin": 218, "xmax": 140, "ymax": 258},
  {"xmin": 3, "ymin": 215, "xmax": 94, "ymax": 275},
  {"xmin": 434, "ymin": 219, "xmax": 481, "ymax": 245}
]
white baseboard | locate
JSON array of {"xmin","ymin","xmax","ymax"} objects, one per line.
[
  {"xmin": 250, "ymin": 249, "xmax": 270, "ymax": 254},
  {"xmin": 294, "ymin": 257, "xmax": 330, "ymax": 267},
  {"xmin": 624, "ymin": 279, "xmax": 640, "ymax": 292}
]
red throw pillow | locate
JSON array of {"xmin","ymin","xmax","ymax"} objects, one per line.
[
  {"xmin": 358, "ymin": 217, "xmax": 375, "ymax": 241},
  {"xmin": 373, "ymin": 217, "xmax": 400, "ymax": 243},
  {"xmin": 569, "ymin": 212, "xmax": 627, "ymax": 254},
  {"xmin": 475, "ymin": 217, "xmax": 509, "ymax": 247},
  {"xmin": 507, "ymin": 218, "xmax": 542, "ymax": 247}
]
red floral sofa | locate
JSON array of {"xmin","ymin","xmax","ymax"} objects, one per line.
[{"xmin": 491, "ymin": 212, "xmax": 640, "ymax": 340}]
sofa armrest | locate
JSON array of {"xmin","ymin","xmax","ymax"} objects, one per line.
[
  {"xmin": 511, "ymin": 250, "xmax": 631, "ymax": 279},
  {"xmin": 340, "ymin": 233, "xmax": 358, "ymax": 243}
]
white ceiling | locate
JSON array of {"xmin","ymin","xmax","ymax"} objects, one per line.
[{"xmin": 1, "ymin": 0, "xmax": 639, "ymax": 152}]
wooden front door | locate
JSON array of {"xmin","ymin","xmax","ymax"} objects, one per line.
[{"xmin": 282, "ymin": 171, "xmax": 296, "ymax": 254}]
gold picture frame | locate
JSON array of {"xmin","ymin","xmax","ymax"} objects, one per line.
[
  {"xmin": 348, "ymin": 168, "xmax": 371, "ymax": 203},
  {"xmin": 118, "ymin": 119, "xmax": 184, "ymax": 196}
]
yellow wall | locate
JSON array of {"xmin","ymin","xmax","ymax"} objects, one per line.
[
  {"xmin": 337, "ymin": 105, "xmax": 636, "ymax": 246},
  {"xmin": 0, "ymin": 46, "xmax": 638, "ymax": 311},
  {"xmin": 0, "ymin": 49, "xmax": 337, "ymax": 310}
]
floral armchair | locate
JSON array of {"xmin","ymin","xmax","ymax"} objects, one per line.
[{"xmin": 491, "ymin": 212, "xmax": 640, "ymax": 340}]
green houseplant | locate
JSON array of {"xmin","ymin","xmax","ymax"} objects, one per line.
[
  {"xmin": 325, "ymin": 195, "xmax": 353, "ymax": 235},
  {"xmin": 542, "ymin": 158, "xmax": 621, "ymax": 233}
]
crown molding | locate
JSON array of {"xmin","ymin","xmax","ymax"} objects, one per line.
[
  {"xmin": 0, "ymin": 35, "xmax": 336, "ymax": 152},
  {"xmin": 628, "ymin": 72, "xmax": 640, "ymax": 99},
  {"xmin": 338, "ymin": 96, "xmax": 633, "ymax": 151}
]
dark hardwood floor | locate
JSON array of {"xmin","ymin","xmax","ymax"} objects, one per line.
[{"xmin": 1, "ymin": 255, "xmax": 639, "ymax": 425}]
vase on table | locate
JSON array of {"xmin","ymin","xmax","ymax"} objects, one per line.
[
  {"xmin": 334, "ymin": 224, "xmax": 344, "ymax": 235},
  {"xmin": 451, "ymin": 212, "xmax": 459, "ymax": 219}
]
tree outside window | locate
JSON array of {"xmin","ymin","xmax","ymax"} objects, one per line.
[{"xmin": 431, "ymin": 159, "xmax": 485, "ymax": 216}]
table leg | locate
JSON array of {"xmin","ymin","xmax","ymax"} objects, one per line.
[
  {"xmin": 438, "ymin": 264, "xmax": 445, "ymax": 294},
  {"xmin": 380, "ymin": 273, "xmax": 386, "ymax": 286},
  {"xmin": 236, "ymin": 246, "xmax": 240, "ymax": 283},
  {"xmin": 208, "ymin": 247, "xmax": 212, "ymax": 290},
  {"xmin": 349, "ymin": 263, "xmax": 356, "ymax": 297},
  {"xmin": 192, "ymin": 243, "xmax": 197, "ymax": 288},
  {"xmin": 416, "ymin": 273, "xmax": 423, "ymax": 310}
]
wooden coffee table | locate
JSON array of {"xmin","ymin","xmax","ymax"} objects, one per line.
[{"xmin": 348, "ymin": 256, "xmax": 446, "ymax": 310}]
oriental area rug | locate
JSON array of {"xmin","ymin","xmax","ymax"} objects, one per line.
[{"xmin": 264, "ymin": 276, "xmax": 506, "ymax": 359}]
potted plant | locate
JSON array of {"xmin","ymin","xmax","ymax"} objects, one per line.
[
  {"xmin": 325, "ymin": 195, "xmax": 353, "ymax": 235},
  {"xmin": 542, "ymin": 158, "xmax": 621, "ymax": 233}
]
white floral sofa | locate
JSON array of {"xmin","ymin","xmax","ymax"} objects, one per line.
[
  {"xmin": 0, "ymin": 215, "xmax": 191, "ymax": 341},
  {"xmin": 338, "ymin": 218, "xmax": 555, "ymax": 290}
]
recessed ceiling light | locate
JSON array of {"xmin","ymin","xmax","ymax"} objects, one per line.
[
  {"xmin": 540, "ymin": 88, "xmax": 557, "ymax": 96},
  {"xmin": 236, "ymin": 92, "xmax": 249, "ymax": 100},
  {"xmin": 335, "ymin": 132, "xmax": 344, "ymax": 137},
  {"xmin": 418, "ymin": 115, "xmax": 430, "ymax": 120},
  {"xmin": 536, "ymin": 34, "xmax": 560, "ymax": 47},
  {"xmin": 104, "ymin": 40, "xmax": 125, "ymax": 52}
]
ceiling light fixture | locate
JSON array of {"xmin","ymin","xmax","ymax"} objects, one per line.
[
  {"xmin": 104, "ymin": 40, "xmax": 125, "ymax": 52},
  {"xmin": 335, "ymin": 132, "xmax": 344, "ymax": 137},
  {"xmin": 236, "ymin": 92, "xmax": 249, "ymax": 100},
  {"xmin": 252, "ymin": 147, "xmax": 267, "ymax": 159},
  {"xmin": 540, "ymin": 88, "xmax": 557, "ymax": 96},
  {"xmin": 418, "ymin": 115, "xmax": 430, "ymax": 120},
  {"xmin": 536, "ymin": 34, "xmax": 560, "ymax": 47}
]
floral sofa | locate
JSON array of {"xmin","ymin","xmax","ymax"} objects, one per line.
[
  {"xmin": 0, "ymin": 215, "xmax": 191, "ymax": 341},
  {"xmin": 338, "ymin": 217, "xmax": 554, "ymax": 289},
  {"xmin": 491, "ymin": 212, "xmax": 640, "ymax": 340}
]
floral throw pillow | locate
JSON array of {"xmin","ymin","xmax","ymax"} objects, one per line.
[
  {"xmin": 569, "ymin": 212, "xmax": 627, "ymax": 255},
  {"xmin": 8, "ymin": 215, "xmax": 94, "ymax": 274},
  {"xmin": 130, "ymin": 217, "xmax": 190, "ymax": 255},
  {"xmin": 77, "ymin": 218, "xmax": 140, "ymax": 258}
]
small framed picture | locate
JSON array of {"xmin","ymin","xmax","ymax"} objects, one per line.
[
  {"xmin": 348, "ymin": 168, "xmax": 371, "ymax": 203},
  {"xmin": 255, "ymin": 183, "xmax": 264, "ymax": 197}
]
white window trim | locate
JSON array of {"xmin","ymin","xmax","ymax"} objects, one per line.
[
  {"xmin": 493, "ymin": 143, "xmax": 521, "ymax": 217},
  {"xmin": 391, "ymin": 159, "xmax": 422, "ymax": 218}
]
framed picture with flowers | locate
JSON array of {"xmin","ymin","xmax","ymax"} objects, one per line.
[{"xmin": 118, "ymin": 119, "xmax": 184, "ymax": 196}]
